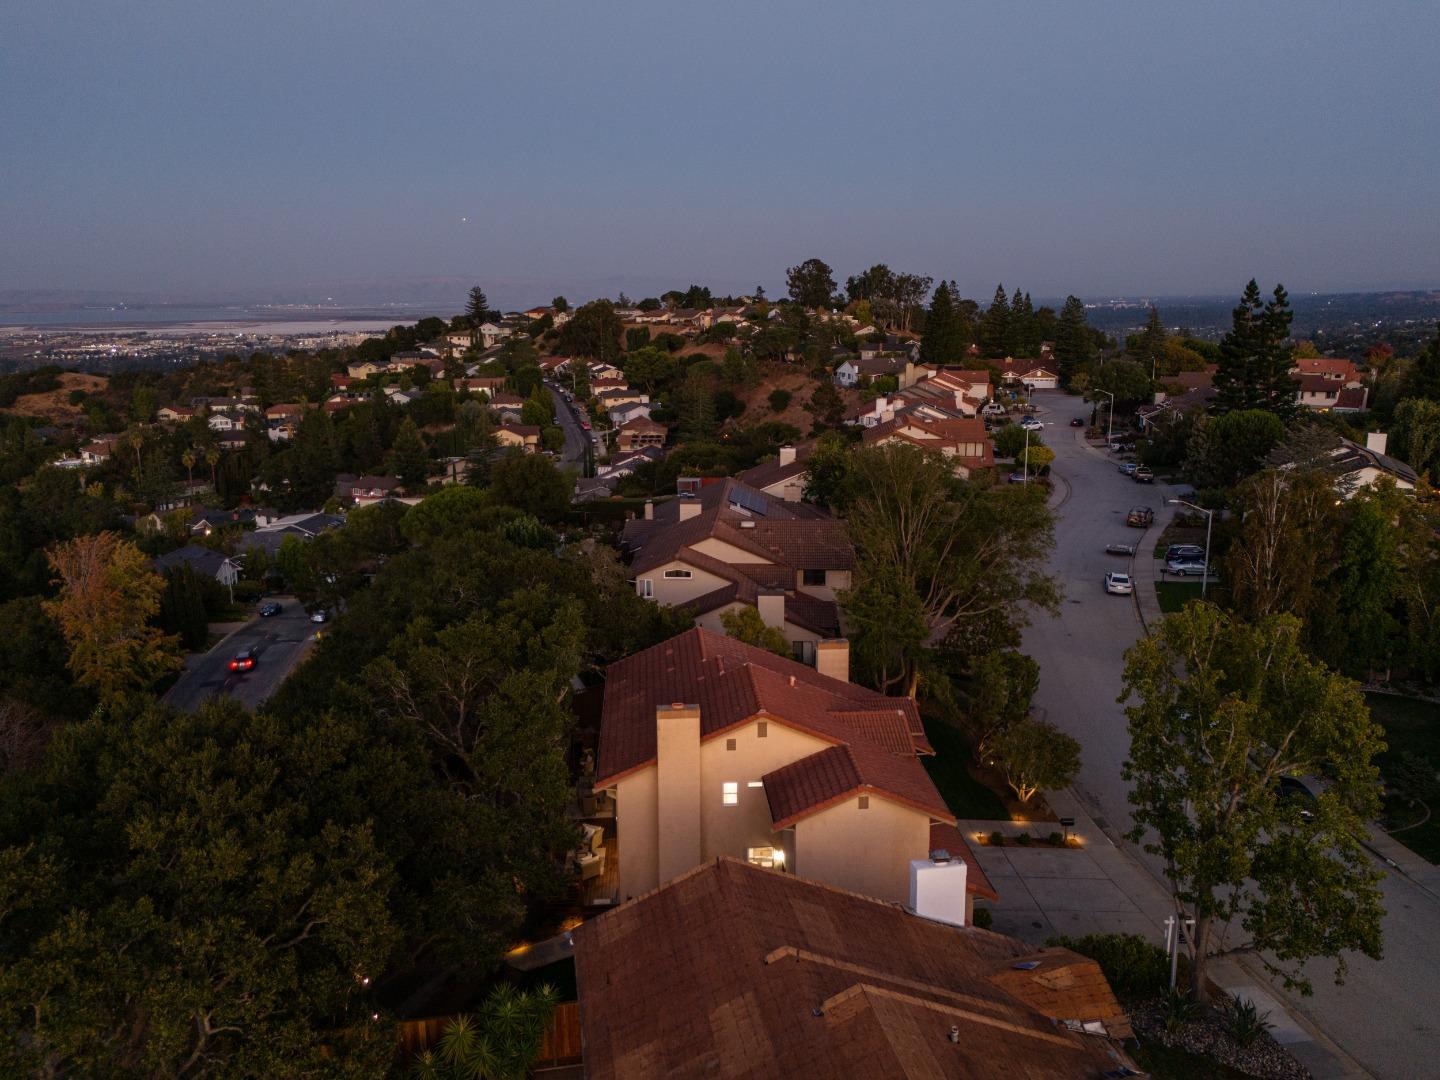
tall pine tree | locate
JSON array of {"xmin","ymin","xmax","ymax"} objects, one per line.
[
  {"xmin": 1256, "ymin": 285, "xmax": 1298, "ymax": 420},
  {"xmin": 466, "ymin": 286, "xmax": 497, "ymax": 327},
  {"xmin": 1054, "ymin": 296, "xmax": 1094, "ymax": 387},
  {"xmin": 1213, "ymin": 280, "xmax": 1266, "ymax": 414},
  {"xmin": 1004, "ymin": 287, "xmax": 1032, "ymax": 357},
  {"xmin": 1134, "ymin": 306, "xmax": 1167, "ymax": 376},
  {"xmin": 920, "ymin": 280, "xmax": 970, "ymax": 364},
  {"xmin": 979, "ymin": 284, "xmax": 1011, "ymax": 358},
  {"xmin": 389, "ymin": 416, "xmax": 430, "ymax": 490}
]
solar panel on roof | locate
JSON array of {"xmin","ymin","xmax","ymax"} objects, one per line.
[{"xmin": 727, "ymin": 484, "xmax": 770, "ymax": 517}]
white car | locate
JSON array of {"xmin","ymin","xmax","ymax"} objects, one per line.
[
  {"xmin": 1019, "ymin": 417, "xmax": 1043, "ymax": 431},
  {"xmin": 309, "ymin": 610, "xmax": 329, "ymax": 623},
  {"xmin": 1166, "ymin": 560, "xmax": 1211, "ymax": 577},
  {"xmin": 1104, "ymin": 572, "xmax": 1134, "ymax": 595}
]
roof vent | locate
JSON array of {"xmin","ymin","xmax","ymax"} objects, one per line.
[
  {"xmin": 788, "ymin": 675, "xmax": 796, "ymax": 687},
  {"xmin": 1012, "ymin": 960, "xmax": 1042, "ymax": 970},
  {"xmin": 948, "ymin": 1025, "xmax": 960, "ymax": 1043}
]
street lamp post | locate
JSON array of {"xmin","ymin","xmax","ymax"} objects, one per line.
[
  {"xmin": 1168, "ymin": 498, "xmax": 1214, "ymax": 599},
  {"xmin": 1098, "ymin": 390, "xmax": 1116, "ymax": 445}
]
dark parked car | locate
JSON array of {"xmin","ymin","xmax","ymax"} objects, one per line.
[
  {"xmin": 1070, "ymin": 416, "xmax": 1086, "ymax": 427},
  {"xmin": 1165, "ymin": 544, "xmax": 1205, "ymax": 562},
  {"xmin": 259, "ymin": 602, "xmax": 281, "ymax": 617},
  {"xmin": 228, "ymin": 649, "xmax": 257, "ymax": 672}
]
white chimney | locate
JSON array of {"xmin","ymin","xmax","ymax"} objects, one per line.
[
  {"xmin": 1366, "ymin": 432, "xmax": 1388, "ymax": 455},
  {"xmin": 815, "ymin": 639, "xmax": 849, "ymax": 682},
  {"xmin": 678, "ymin": 496, "xmax": 701, "ymax": 521},
  {"xmin": 756, "ymin": 590, "xmax": 786, "ymax": 630},
  {"xmin": 643, "ymin": 499, "xmax": 654, "ymax": 520},
  {"xmin": 778, "ymin": 445, "xmax": 797, "ymax": 467},
  {"xmin": 909, "ymin": 851, "xmax": 968, "ymax": 927}
]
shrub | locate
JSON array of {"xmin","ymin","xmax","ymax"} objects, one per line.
[
  {"xmin": 768, "ymin": 388, "xmax": 792, "ymax": 413},
  {"xmin": 1015, "ymin": 832, "xmax": 1031, "ymax": 846},
  {"xmin": 988, "ymin": 830, "xmax": 1005, "ymax": 847},
  {"xmin": 1046, "ymin": 933, "xmax": 1169, "ymax": 1003},
  {"xmin": 1047, "ymin": 831, "xmax": 1064, "ymax": 846},
  {"xmin": 971, "ymin": 907, "xmax": 994, "ymax": 930},
  {"xmin": 1163, "ymin": 987, "xmax": 1201, "ymax": 1033},
  {"xmin": 1226, "ymin": 997, "xmax": 1273, "ymax": 1048},
  {"xmin": 232, "ymin": 580, "xmax": 264, "ymax": 604}
]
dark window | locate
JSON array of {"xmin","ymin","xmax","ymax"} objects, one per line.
[
  {"xmin": 802, "ymin": 569, "xmax": 826, "ymax": 587},
  {"xmin": 757, "ymin": 721, "xmax": 768, "ymax": 738},
  {"xmin": 858, "ymin": 795, "xmax": 870, "ymax": 810},
  {"xmin": 726, "ymin": 738, "xmax": 736, "ymax": 751}
]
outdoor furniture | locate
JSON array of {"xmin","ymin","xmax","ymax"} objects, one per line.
[{"xmin": 577, "ymin": 849, "xmax": 605, "ymax": 881}]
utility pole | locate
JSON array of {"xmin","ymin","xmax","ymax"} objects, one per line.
[{"xmin": 1098, "ymin": 390, "xmax": 1116, "ymax": 445}]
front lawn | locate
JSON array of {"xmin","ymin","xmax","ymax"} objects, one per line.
[
  {"xmin": 921, "ymin": 717, "xmax": 1012, "ymax": 820},
  {"xmin": 1367, "ymin": 692, "xmax": 1440, "ymax": 864},
  {"xmin": 1154, "ymin": 581, "xmax": 1208, "ymax": 613}
]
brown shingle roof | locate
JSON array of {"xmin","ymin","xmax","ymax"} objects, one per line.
[
  {"xmin": 572, "ymin": 857, "xmax": 1136, "ymax": 1080},
  {"xmin": 622, "ymin": 479, "xmax": 852, "ymax": 576},
  {"xmin": 929, "ymin": 823, "xmax": 999, "ymax": 903},
  {"xmin": 595, "ymin": 628, "xmax": 924, "ymax": 787}
]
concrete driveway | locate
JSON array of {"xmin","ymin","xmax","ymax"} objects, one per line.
[
  {"xmin": 166, "ymin": 598, "xmax": 316, "ymax": 712},
  {"xmin": 1023, "ymin": 389, "xmax": 1440, "ymax": 1079}
]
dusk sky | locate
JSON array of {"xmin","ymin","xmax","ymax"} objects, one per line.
[{"xmin": 4, "ymin": 0, "xmax": 1438, "ymax": 307}]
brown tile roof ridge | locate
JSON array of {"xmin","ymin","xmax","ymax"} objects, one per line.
[
  {"xmin": 571, "ymin": 858, "xmax": 1139, "ymax": 1080},
  {"xmin": 761, "ymin": 742, "xmax": 954, "ymax": 829},
  {"xmin": 595, "ymin": 628, "xmax": 918, "ymax": 787}
]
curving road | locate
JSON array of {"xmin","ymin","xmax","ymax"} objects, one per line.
[
  {"xmin": 1024, "ymin": 388, "xmax": 1440, "ymax": 1079},
  {"xmin": 165, "ymin": 599, "xmax": 316, "ymax": 713}
]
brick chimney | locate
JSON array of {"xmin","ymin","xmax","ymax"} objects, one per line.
[
  {"xmin": 815, "ymin": 639, "xmax": 849, "ymax": 682},
  {"xmin": 756, "ymin": 590, "xmax": 786, "ymax": 630},
  {"xmin": 778, "ymin": 445, "xmax": 797, "ymax": 467},
  {"xmin": 656, "ymin": 703, "xmax": 702, "ymax": 883}
]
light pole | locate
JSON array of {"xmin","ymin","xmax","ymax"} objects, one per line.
[
  {"xmin": 1168, "ymin": 498, "xmax": 1214, "ymax": 599},
  {"xmin": 1097, "ymin": 390, "xmax": 1116, "ymax": 445}
]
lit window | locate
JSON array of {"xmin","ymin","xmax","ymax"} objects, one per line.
[
  {"xmin": 757, "ymin": 721, "xmax": 768, "ymax": 738},
  {"xmin": 858, "ymin": 795, "xmax": 870, "ymax": 810},
  {"xmin": 747, "ymin": 781, "xmax": 764, "ymax": 788},
  {"xmin": 722, "ymin": 782, "xmax": 739, "ymax": 806},
  {"xmin": 638, "ymin": 579, "xmax": 653, "ymax": 598},
  {"xmin": 663, "ymin": 569, "xmax": 692, "ymax": 579}
]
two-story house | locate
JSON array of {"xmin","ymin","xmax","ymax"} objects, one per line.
[
  {"xmin": 621, "ymin": 478, "xmax": 854, "ymax": 660},
  {"xmin": 593, "ymin": 627, "xmax": 997, "ymax": 919}
]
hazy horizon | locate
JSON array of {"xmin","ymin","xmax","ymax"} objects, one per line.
[{"xmin": 5, "ymin": 1, "xmax": 1438, "ymax": 304}]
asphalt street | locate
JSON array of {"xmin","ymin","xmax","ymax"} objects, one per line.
[
  {"xmin": 544, "ymin": 377, "xmax": 592, "ymax": 465},
  {"xmin": 165, "ymin": 599, "xmax": 316, "ymax": 713},
  {"xmin": 1024, "ymin": 388, "xmax": 1440, "ymax": 1078}
]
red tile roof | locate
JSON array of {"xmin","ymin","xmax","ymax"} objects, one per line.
[
  {"xmin": 595, "ymin": 628, "xmax": 925, "ymax": 788},
  {"xmin": 762, "ymin": 742, "xmax": 953, "ymax": 828},
  {"xmin": 573, "ymin": 858, "xmax": 1135, "ymax": 1080}
]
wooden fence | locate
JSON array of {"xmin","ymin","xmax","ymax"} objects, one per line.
[{"xmin": 396, "ymin": 1002, "xmax": 582, "ymax": 1070}]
